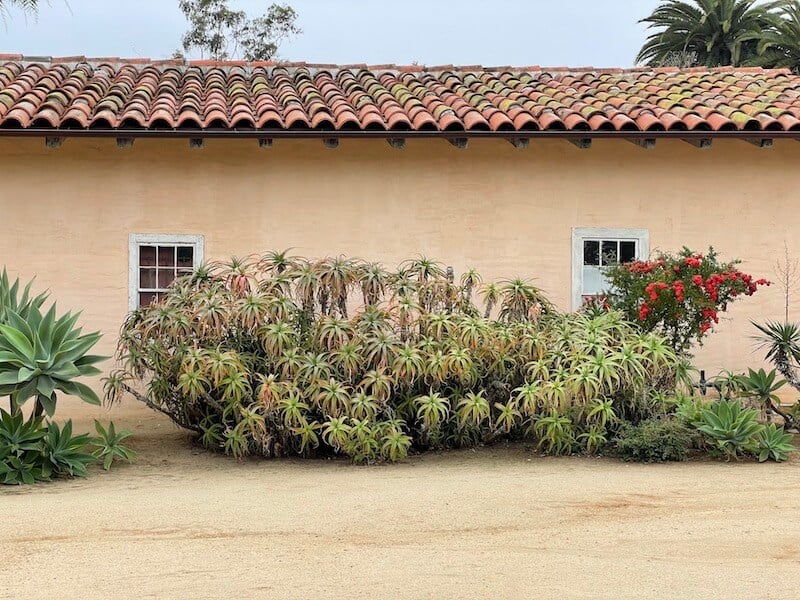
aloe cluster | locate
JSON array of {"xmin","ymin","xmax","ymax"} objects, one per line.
[{"xmin": 108, "ymin": 252, "xmax": 684, "ymax": 462}]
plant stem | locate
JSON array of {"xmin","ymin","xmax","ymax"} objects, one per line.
[
  {"xmin": 767, "ymin": 398, "xmax": 798, "ymax": 432},
  {"xmin": 120, "ymin": 383, "xmax": 201, "ymax": 433}
]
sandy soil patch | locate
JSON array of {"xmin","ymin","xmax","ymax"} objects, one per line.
[{"xmin": 2, "ymin": 400, "xmax": 799, "ymax": 599}]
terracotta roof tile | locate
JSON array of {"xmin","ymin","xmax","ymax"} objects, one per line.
[{"xmin": 0, "ymin": 57, "xmax": 799, "ymax": 134}]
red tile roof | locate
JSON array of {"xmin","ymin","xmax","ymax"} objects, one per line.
[{"xmin": 1, "ymin": 56, "xmax": 800, "ymax": 135}]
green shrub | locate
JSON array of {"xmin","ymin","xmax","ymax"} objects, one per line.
[
  {"xmin": 614, "ymin": 418, "xmax": 693, "ymax": 462},
  {"xmin": 107, "ymin": 253, "xmax": 683, "ymax": 462},
  {"xmin": 0, "ymin": 409, "xmax": 50, "ymax": 484},
  {"xmin": 0, "ymin": 409, "xmax": 136, "ymax": 485}
]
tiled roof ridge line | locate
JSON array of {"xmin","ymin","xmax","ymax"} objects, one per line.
[{"xmin": 0, "ymin": 53, "xmax": 794, "ymax": 76}]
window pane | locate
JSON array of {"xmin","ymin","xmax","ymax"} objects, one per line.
[
  {"xmin": 177, "ymin": 268, "xmax": 193, "ymax": 278},
  {"xmin": 620, "ymin": 241, "xmax": 637, "ymax": 264},
  {"xmin": 139, "ymin": 246, "xmax": 156, "ymax": 267},
  {"xmin": 601, "ymin": 241, "xmax": 618, "ymax": 266},
  {"xmin": 582, "ymin": 266, "xmax": 608, "ymax": 296},
  {"xmin": 139, "ymin": 292, "xmax": 158, "ymax": 307},
  {"xmin": 139, "ymin": 268, "xmax": 157, "ymax": 289},
  {"xmin": 177, "ymin": 246, "xmax": 194, "ymax": 267},
  {"xmin": 158, "ymin": 246, "xmax": 176, "ymax": 267},
  {"xmin": 583, "ymin": 240, "xmax": 600, "ymax": 266},
  {"xmin": 158, "ymin": 269, "xmax": 176, "ymax": 288}
]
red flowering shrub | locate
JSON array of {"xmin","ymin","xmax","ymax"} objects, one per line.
[{"xmin": 603, "ymin": 247, "xmax": 769, "ymax": 352}]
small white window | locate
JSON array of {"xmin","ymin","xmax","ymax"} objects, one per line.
[
  {"xmin": 571, "ymin": 228, "xmax": 649, "ymax": 310},
  {"xmin": 128, "ymin": 234, "xmax": 204, "ymax": 309}
]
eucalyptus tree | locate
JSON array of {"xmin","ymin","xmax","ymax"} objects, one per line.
[{"xmin": 177, "ymin": 0, "xmax": 300, "ymax": 61}]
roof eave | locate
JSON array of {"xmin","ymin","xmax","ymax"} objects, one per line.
[{"xmin": 0, "ymin": 129, "xmax": 793, "ymax": 140}]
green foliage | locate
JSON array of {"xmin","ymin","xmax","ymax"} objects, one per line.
[
  {"xmin": 534, "ymin": 413, "xmax": 575, "ymax": 455},
  {"xmin": 738, "ymin": 368, "xmax": 786, "ymax": 407},
  {"xmin": 691, "ymin": 399, "xmax": 764, "ymax": 459},
  {"xmin": 109, "ymin": 252, "xmax": 682, "ymax": 463},
  {"xmin": 0, "ymin": 409, "xmax": 49, "ymax": 484},
  {"xmin": 0, "ymin": 303, "xmax": 105, "ymax": 416},
  {"xmin": 92, "ymin": 420, "xmax": 137, "ymax": 471},
  {"xmin": 746, "ymin": 1, "xmax": 800, "ymax": 71},
  {"xmin": 0, "ymin": 268, "xmax": 48, "ymax": 324},
  {"xmin": 43, "ymin": 420, "xmax": 96, "ymax": 478},
  {"xmin": 614, "ymin": 418, "xmax": 693, "ymax": 463},
  {"xmin": 0, "ymin": 268, "xmax": 106, "ymax": 418},
  {"xmin": 756, "ymin": 423, "xmax": 795, "ymax": 462},
  {"xmin": 753, "ymin": 320, "xmax": 800, "ymax": 365},
  {"xmin": 602, "ymin": 247, "xmax": 768, "ymax": 352},
  {"xmin": 636, "ymin": 0, "xmax": 782, "ymax": 67},
  {"xmin": 178, "ymin": 0, "xmax": 300, "ymax": 61},
  {"xmin": 0, "ymin": 407, "xmax": 136, "ymax": 485}
]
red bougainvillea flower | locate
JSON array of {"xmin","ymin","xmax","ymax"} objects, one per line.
[
  {"xmin": 601, "ymin": 246, "xmax": 768, "ymax": 352},
  {"xmin": 685, "ymin": 257, "xmax": 702, "ymax": 268}
]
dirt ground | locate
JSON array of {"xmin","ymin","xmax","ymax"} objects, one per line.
[{"xmin": 2, "ymin": 400, "xmax": 799, "ymax": 600}]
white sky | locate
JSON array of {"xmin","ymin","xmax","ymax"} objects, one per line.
[{"xmin": 0, "ymin": 0, "xmax": 662, "ymax": 67}]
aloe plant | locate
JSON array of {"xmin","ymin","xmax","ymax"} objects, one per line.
[{"xmin": 108, "ymin": 253, "xmax": 685, "ymax": 462}]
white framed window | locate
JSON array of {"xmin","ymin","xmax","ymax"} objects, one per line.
[
  {"xmin": 571, "ymin": 227, "xmax": 649, "ymax": 310},
  {"xmin": 128, "ymin": 234, "xmax": 204, "ymax": 310}
]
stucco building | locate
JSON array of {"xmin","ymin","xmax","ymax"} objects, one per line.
[{"xmin": 0, "ymin": 56, "xmax": 798, "ymax": 380}]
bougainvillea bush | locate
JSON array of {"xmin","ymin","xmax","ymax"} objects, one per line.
[
  {"xmin": 105, "ymin": 253, "xmax": 683, "ymax": 462},
  {"xmin": 602, "ymin": 247, "xmax": 769, "ymax": 352}
]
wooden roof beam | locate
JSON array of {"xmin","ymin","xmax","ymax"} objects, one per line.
[
  {"xmin": 628, "ymin": 138, "xmax": 656, "ymax": 150},
  {"xmin": 507, "ymin": 137, "xmax": 529, "ymax": 149},
  {"xmin": 745, "ymin": 138, "xmax": 773, "ymax": 148},
  {"xmin": 569, "ymin": 138, "xmax": 592, "ymax": 149},
  {"xmin": 683, "ymin": 138, "xmax": 712, "ymax": 149},
  {"xmin": 448, "ymin": 137, "xmax": 469, "ymax": 149}
]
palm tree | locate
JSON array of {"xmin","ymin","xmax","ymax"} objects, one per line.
[
  {"xmin": 636, "ymin": 0, "xmax": 780, "ymax": 67},
  {"xmin": 1, "ymin": 0, "xmax": 39, "ymax": 14},
  {"xmin": 746, "ymin": 1, "xmax": 800, "ymax": 71}
]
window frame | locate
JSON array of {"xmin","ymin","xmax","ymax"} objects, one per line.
[
  {"xmin": 571, "ymin": 227, "xmax": 649, "ymax": 311},
  {"xmin": 128, "ymin": 233, "xmax": 205, "ymax": 310}
]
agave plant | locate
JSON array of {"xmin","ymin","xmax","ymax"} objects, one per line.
[
  {"xmin": 0, "ymin": 304, "xmax": 104, "ymax": 417},
  {"xmin": 755, "ymin": 423, "xmax": 795, "ymax": 462},
  {"xmin": 0, "ymin": 269, "xmax": 48, "ymax": 324},
  {"xmin": 691, "ymin": 400, "xmax": 764, "ymax": 459}
]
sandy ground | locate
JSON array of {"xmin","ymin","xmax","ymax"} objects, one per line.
[{"xmin": 2, "ymin": 400, "xmax": 799, "ymax": 600}]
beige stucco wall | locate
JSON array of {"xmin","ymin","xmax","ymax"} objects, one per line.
[{"xmin": 0, "ymin": 136, "xmax": 796, "ymax": 404}]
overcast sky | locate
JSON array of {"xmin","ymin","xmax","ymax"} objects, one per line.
[{"xmin": 0, "ymin": 0, "xmax": 662, "ymax": 67}]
